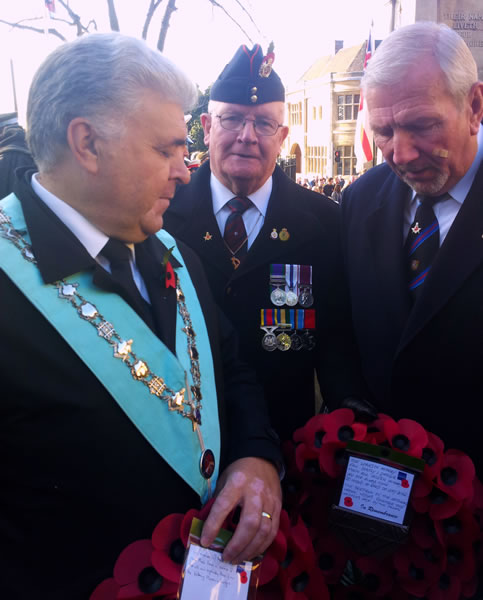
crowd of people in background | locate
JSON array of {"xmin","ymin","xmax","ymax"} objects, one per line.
[{"xmin": 296, "ymin": 173, "xmax": 359, "ymax": 203}]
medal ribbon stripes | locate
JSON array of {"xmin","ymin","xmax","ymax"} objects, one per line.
[
  {"xmin": 270, "ymin": 264, "xmax": 314, "ymax": 308},
  {"xmin": 260, "ymin": 308, "xmax": 316, "ymax": 351}
]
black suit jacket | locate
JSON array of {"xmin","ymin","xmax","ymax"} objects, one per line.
[
  {"xmin": 165, "ymin": 163, "xmax": 365, "ymax": 441},
  {"xmin": 342, "ymin": 162, "xmax": 483, "ymax": 471},
  {"xmin": 0, "ymin": 170, "xmax": 281, "ymax": 599}
]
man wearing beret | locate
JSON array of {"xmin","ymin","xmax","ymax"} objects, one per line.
[
  {"xmin": 0, "ymin": 34, "xmax": 283, "ymax": 599},
  {"xmin": 165, "ymin": 45, "xmax": 366, "ymax": 441}
]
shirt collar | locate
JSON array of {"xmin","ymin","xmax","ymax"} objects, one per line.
[
  {"xmin": 31, "ymin": 173, "xmax": 131, "ymax": 259},
  {"xmin": 411, "ymin": 124, "xmax": 483, "ymax": 206},
  {"xmin": 210, "ymin": 172, "xmax": 272, "ymax": 217}
]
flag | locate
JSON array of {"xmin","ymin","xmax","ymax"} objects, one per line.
[
  {"xmin": 45, "ymin": 0, "xmax": 55, "ymax": 13},
  {"xmin": 354, "ymin": 29, "xmax": 374, "ymax": 172}
]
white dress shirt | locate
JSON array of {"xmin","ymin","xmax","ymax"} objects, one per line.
[
  {"xmin": 211, "ymin": 173, "xmax": 272, "ymax": 250},
  {"xmin": 404, "ymin": 125, "xmax": 483, "ymax": 245},
  {"xmin": 31, "ymin": 174, "xmax": 150, "ymax": 301}
]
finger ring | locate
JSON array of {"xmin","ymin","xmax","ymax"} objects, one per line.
[{"xmin": 261, "ymin": 511, "xmax": 272, "ymax": 520}]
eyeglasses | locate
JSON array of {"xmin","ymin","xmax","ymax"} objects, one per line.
[{"xmin": 215, "ymin": 114, "xmax": 283, "ymax": 136}]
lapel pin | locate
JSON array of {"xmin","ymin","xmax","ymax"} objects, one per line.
[
  {"xmin": 279, "ymin": 227, "xmax": 290, "ymax": 241},
  {"xmin": 270, "ymin": 228, "xmax": 278, "ymax": 240},
  {"xmin": 203, "ymin": 231, "xmax": 212, "ymax": 241},
  {"xmin": 411, "ymin": 223, "xmax": 422, "ymax": 235}
]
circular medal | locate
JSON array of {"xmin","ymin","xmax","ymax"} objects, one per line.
[
  {"xmin": 262, "ymin": 333, "xmax": 278, "ymax": 351},
  {"xmin": 290, "ymin": 333, "xmax": 303, "ymax": 351},
  {"xmin": 285, "ymin": 290, "xmax": 298, "ymax": 306},
  {"xmin": 199, "ymin": 449, "xmax": 215, "ymax": 479},
  {"xmin": 270, "ymin": 228, "xmax": 278, "ymax": 240},
  {"xmin": 277, "ymin": 332, "xmax": 292, "ymax": 351},
  {"xmin": 301, "ymin": 331, "xmax": 316, "ymax": 351},
  {"xmin": 298, "ymin": 289, "xmax": 314, "ymax": 308},
  {"xmin": 270, "ymin": 287, "xmax": 287, "ymax": 306}
]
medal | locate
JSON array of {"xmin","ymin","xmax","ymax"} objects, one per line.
[
  {"xmin": 286, "ymin": 291, "xmax": 298, "ymax": 306},
  {"xmin": 277, "ymin": 332, "xmax": 291, "ymax": 351},
  {"xmin": 299, "ymin": 288, "xmax": 314, "ymax": 307},
  {"xmin": 261, "ymin": 324, "xmax": 278, "ymax": 351},
  {"xmin": 299, "ymin": 265, "xmax": 314, "ymax": 307},
  {"xmin": 285, "ymin": 264, "xmax": 299, "ymax": 306},
  {"xmin": 270, "ymin": 264, "xmax": 287, "ymax": 306},
  {"xmin": 270, "ymin": 287, "xmax": 286, "ymax": 306},
  {"xmin": 270, "ymin": 228, "xmax": 278, "ymax": 240},
  {"xmin": 301, "ymin": 331, "xmax": 316, "ymax": 351},
  {"xmin": 290, "ymin": 333, "xmax": 303, "ymax": 351}
]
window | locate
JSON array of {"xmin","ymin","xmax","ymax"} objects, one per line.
[
  {"xmin": 335, "ymin": 145, "xmax": 357, "ymax": 176},
  {"xmin": 306, "ymin": 146, "xmax": 327, "ymax": 175},
  {"xmin": 289, "ymin": 101, "xmax": 302, "ymax": 126},
  {"xmin": 336, "ymin": 94, "xmax": 360, "ymax": 121}
]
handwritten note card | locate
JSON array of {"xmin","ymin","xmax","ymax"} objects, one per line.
[
  {"xmin": 338, "ymin": 456, "xmax": 414, "ymax": 525},
  {"xmin": 180, "ymin": 544, "xmax": 252, "ymax": 600}
]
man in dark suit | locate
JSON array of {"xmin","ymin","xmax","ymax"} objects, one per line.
[
  {"xmin": 165, "ymin": 45, "xmax": 365, "ymax": 442},
  {"xmin": 342, "ymin": 22, "xmax": 483, "ymax": 471},
  {"xmin": 0, "ymin": 111, "xmax": 36, "ymax": 198},
  {"xmin": 0, "ymin": 33, "xmax": 283, "ymax": 599}
]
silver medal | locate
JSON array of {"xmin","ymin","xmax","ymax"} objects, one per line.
[
  {"xmin": 262, "ymin": 333, "xmax": 278, "ymax": 351},
  {"xmin": 270, "ymin": 287, "xmax": 287, "ymax": 306},
  {"xmin": 286, "ymin": 290, "xmax": 298, "ymax": 306},
  {"xmin": 298, "ymin": 289, "xmax": 314, "ymax": 308}
]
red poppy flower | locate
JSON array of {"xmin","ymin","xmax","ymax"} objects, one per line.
[
  {"xmin": 422, "ymin": 432, "xmax": 445, "ymax": 480},
  {"xmin": 427, "ymin": 572, "xmax": 462, "ymax": 600},
  {"xmin": 436, "ymin": 450, "xmax": 475, "ymax": 502},
  {"xmin": 165, "ymin": 261, "xmax": 175, "ymax": 288},
  {"xmin": 434, "ymin": 508, "xmax": 480, "ymax": 549},
  {"xmin": 444, "ymin": 542, "xmax": 476, "ymax": 582},
  {"xmin": 461, "ymin": 575, "xmax": 479, "ymax": 598},
  {"xmin": 319, "ymin": 441, "xmax": 349, "ymax": 479},
  {"xmin": 393, "ymin": 542, "xmax": 442, "ymax": 596},
  {"xmin": 89, "ymin": 578, "xmax": 119, "ymax": 600},
  {"xmin": 363, "ymin": 413, "xmax": 393, "ymax": 445},
  {"xmin": 295, "ymin": 443, "xmax": 321, "ymax": 478},
  {"xmin": 151, "ymin": 513, "xmax": 186, "ymax": 584},
  {"xmin": 383, "ymin": 418, "xmax": 428, "ymax": 457},
  {"xmin": 278, "ymin": 559, "xmax": 329, "ymax": 600},
  {"xmin": 412, "ymin": 485, "xmax": 463, "ymax": 520},
  {"xmin": 355, "ymin": 555, "xmax": 394, "ymax": 596},
  {"xmin": 259, "ymin": 526, "xmax": 288, "ymax": 586},
  {"xmin": 314, "ymin": 532, "xmax": 351, "ymax": 585},
  {"xmin": 180, "ymin": 499, "xmax": 214, "ymax": 546},
  {"xmin": 411, "ymin": 513, "xmax": 438, "ymax": 549},
  {"xmin": 320, "ymin": 408, "xmax": 367, "ymax": 445},
  {"xmin": 293, "ymin": 413, "xmax": 326, "ymax": 450}
]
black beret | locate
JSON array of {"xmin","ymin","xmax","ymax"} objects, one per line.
[{"xmin": 210, "ymin": 44, "xmax": 285, "ymax": 105}]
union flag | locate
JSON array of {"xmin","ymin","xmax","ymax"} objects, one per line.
[
  {"xmin": 45, "ymin": 0, "xmax": 55, "ymax": 13},
  {"xmin": 354, "ymin": 29, "xmax": 374, "ymax": 172}
]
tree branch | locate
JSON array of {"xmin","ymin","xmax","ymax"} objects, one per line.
[
  {"xmin": 157, "ymin": 0, "xmax": 177, "ymax": 52},
  {"xmin": 57, "ymin": 0, "xmax": 88, "ymax": 36},
  {"xmin": 0, "ymin": 18, "xmax": 66, "ymax": 41},
  {"xmin": 206, "ymin": 0, "xmax": 254, "ymax": 44},
  {"xmin": 142, "ymin": 0, "xmax": 163, "ymax": 40},
  {"xmin": 233, "ymin": 0, "xmax": 261, "ymax": 36},
  {"xmin": 106, "ymin": 0, "xmax": 120, "ymax": 32}
]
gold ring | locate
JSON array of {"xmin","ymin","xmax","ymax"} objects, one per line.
[{"xmin": 261, "ymin": 511, "xmax": 272, "ymax": 520}]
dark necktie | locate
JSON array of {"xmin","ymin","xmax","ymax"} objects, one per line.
[
  {"xmin": 101, "ymin": 238, "xmax": 147, "ymax": 307},
  {"xmin": 223, "ymin": 196, "xmax": 253, "ymax": 256},
  {"xmin": 405, "ymin": 194, "xmax": 446, "ymax": 298}
]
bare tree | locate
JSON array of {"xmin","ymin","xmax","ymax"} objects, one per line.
[{"xmin": 0, "ymin": 0, "xmax": 260, "ymax": 52}]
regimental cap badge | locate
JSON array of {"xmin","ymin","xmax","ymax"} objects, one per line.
[{"xmin": 259, "ymin": 41, "xmax": 275, "ymax": 78}]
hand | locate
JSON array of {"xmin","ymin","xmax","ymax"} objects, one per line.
[{"xmin": 200, "ymin": 457, "xmax": 282, "ymax": 564}]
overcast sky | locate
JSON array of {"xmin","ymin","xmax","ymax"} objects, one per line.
[{"xmin": 0, "ymin": 0, "xmax": 393, "ymax": 119}]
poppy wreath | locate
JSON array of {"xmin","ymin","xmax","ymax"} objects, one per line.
[
  {"xmin": 90, "ymin": 497, "xmax": 331, "ymax": 600},
  {"xmin": 285, "ymin": 408, "xmax": 483, "ymax": 600}
]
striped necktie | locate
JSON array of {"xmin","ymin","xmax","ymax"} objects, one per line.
[
  {"xmin": 223, "ymin": 196, "xmax": 253, "ymax": 255},
  {"xmin": 405, "ymin": 194, "xmax": 447, "ymax": 298}
]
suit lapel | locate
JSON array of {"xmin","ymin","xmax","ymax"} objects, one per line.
[
  {"xmin": 364, "ymin": 174, "xmax": 412, "ymax": 338},
  {"xmin": 399, "ymin": 161, "xmax": 483, "ymax": 351},
  {"xmin": 233, "ymin": 168, "xmax": 324, "ymax": 279}
]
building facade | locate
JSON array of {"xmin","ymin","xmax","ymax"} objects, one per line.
[{"xmin": 283, "ymin": 42, "xmax": 367, "ymax": 180}]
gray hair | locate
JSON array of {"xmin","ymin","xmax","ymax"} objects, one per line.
[
  {"xmin": 362, "ymin": 22, "xmax": 478, "ymax": 106},
  {"xmin": 27, "ymin": 33, "xmax": 198, "ymax": 171}
]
